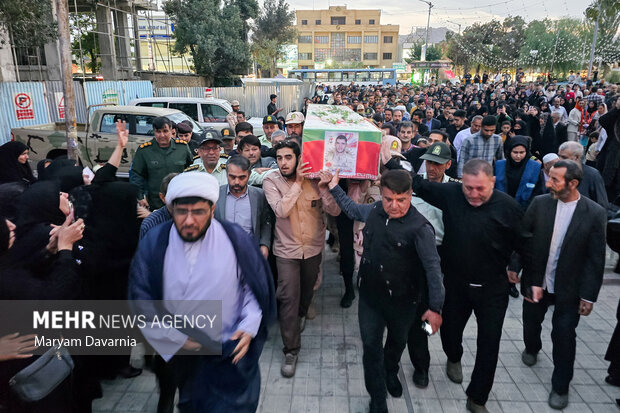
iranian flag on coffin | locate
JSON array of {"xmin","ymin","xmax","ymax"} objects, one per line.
[{"xmin": 302, "ymin": 104, "xmax": 381, "ymax": 180}]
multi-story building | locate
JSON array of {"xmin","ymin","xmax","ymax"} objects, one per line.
[{"xmin": 295, "ymin": 6, "xmax": 399, "ymax": 69}]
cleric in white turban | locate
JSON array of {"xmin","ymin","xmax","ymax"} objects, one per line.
[
  {"xmin": 129, "ymin": 170, "xmax": 276, "ymax": 412},
  {"xmin": 165, "ymin": 171, "xmax": 220, "ymax": 207}
]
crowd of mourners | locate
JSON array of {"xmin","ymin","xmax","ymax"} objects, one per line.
[{"xmin": 0, "ymin": 72, "xmax": 619, "ymax": 413}]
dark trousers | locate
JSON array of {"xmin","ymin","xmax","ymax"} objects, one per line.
[
  {"xmin": 606, "ymin": 299, "xmax": 620, "ymax": 378},
  {"xmin": 276, "ymin": 253, "xmax": 322, "ymax": 354},
  {"xmin": 407, "ymin": 303, "xmax": 430, "ymax": 373},
  {"xmin": 523, "ymin": 291, "xmax": 581, "ymax": 395},
  {"xmin": 336, "ymin": 212, "xmax": 355, "ymax": 281},
  {"xmin": 359, "ymin": 289, "xmax": 418, "ymax": 400},
  {"xmin": 153, "ymin": 355, "xmax": 179, "ymax": 413},
  {"xmin": 440, "ymin": 279, "xmax": 509, "ymax": 405}
]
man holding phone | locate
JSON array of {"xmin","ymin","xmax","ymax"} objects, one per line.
[
  {"xmin": 509, "ymin": 159, "xmax": 606, "ymax": 410},
  {"xmin": 325, "ymin": 168, "xmax": 444, "ymax": 413}
]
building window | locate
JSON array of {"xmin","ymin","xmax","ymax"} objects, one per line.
[
  {"xmin": 369, "ymin": 19, "xmax": 375, "ymax": 24},
  {"xmin": 355, "ymin": 19, "xmax": 361, "ymax": 25},
  {"xmin": 301, "ymin": 19, "xmax": 307, "ymax": 25},
  {"xmin": 331, "ymin": 16, "xmax": 346, "ymax": 25},
  {"xmin": 299, "ymin": 52, "xmax": 313, "ymax": 60},
  {"xmin": 315, "ymin": 19, "xmax": 321, "ymax": 25},
  {"xmin": 301, "ymin": 66, "xmax": 309, "ymax": 69},
  {"xmin": 344, "ymin": 48, "xmax": 361, "ymax": 61},
  {"xmin": 384, "ymin": 36, "xmax": 393, "ymax": 43},
  {"xmin": 364, "ymin": 35, "xmax": 378, "ymax": 43},
  {"xmin": 383, "ymin": 52, "xmax": 392, "ymax": 60},
  {"xmin": 347, "ymin": 36, "xmax": 361, "ymax": 44},
  {"xmin": 314, "ymin": 35, "xmax": 329, "ymax": 44},
  {"xmin": 330, "ymin": 32, "xmax": 345, "ymax": 61},
  {"xmin": 298, "ymin": 35, "xmax": 312, "ymax": 43},
  {"xmin": 363, "ymin": 52, "xmax": 378, "ymax": 60},
  {"xmin": 315, "ymin": 48, "xmax": 329, "ymax": 61}
]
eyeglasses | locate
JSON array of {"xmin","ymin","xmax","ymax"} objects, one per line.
[{"xmin": 173, "ymin": 208, "xmax": 209, "ymax": 217}]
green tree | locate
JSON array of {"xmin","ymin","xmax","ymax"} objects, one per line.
[
  {"xmin": 163, "ymin": 0, "xmax": 252, "ymax": 82},
  {"xmin": 0, "ymin": 0, "xmax": 57, "ymax": 48},
  {"xmin": 70, "ymin": 13, "xmax": 99, "ymax": 73},
  {"xmin": 231, "ymin": 0, "xmax": 258, "ymax": 41},
  {"xmin": 404, "ymin": 42, "xmax": 442, "ymax": 62},
  {"xmin": 585, "ymin": 0, "xmax": 620, "ymax": 67},
  {"xmin": 251, "ymin": 0, "xmax": 296, "ymax": 77}
]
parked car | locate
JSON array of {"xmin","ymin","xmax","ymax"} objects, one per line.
[
  {"xmin": 128, "ymin": 97, "xmax": 264, "ymax": 136},
  {"xmin": 10, "ymin": 106, "xmax": 202, "ymax": 178}
]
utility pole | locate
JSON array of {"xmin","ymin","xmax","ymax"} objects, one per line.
[
  {"xmin": 55, "ymin": 0, "xmax": 78, "ymax": 161},
  {"xmin": 587, "ymin": 1, "xmax": 601, "ymax": 80},
  {"xmin": 550, "ymin": 21, "xmax": 560, "ymax": 73},
  {"xmin": 419, "ymin": 0, "xmax": 433, "ymax": 61},
  {"xmin": 446, "ymin": 20, "xmax": 461, "ymax": 35}
]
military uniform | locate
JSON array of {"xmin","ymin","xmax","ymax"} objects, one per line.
[
  {"xmin": 184, "ymin": 156, "xmax": 228, "ymax": 185},
  {"xmin": 130, "ymin": 138, "xmax": 193, "ymax": 209}
]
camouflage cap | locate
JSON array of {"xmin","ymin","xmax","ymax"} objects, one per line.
[{"xmin": 285, "ymin": 111, "xmax": 305, "ymax": 124}]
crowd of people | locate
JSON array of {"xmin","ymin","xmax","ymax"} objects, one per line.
[{"xmin": 0, "ymin": 73, "xmax": 619, "ymax": 413}]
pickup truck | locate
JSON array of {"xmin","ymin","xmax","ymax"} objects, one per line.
[{"xmin": 10, "ymin": 106, "xmax": 203, "ymax": 178}]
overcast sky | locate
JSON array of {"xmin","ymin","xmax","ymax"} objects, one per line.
[{"xmin": 285, "ymin": 0, "xmax": 591, "ymax": 34}]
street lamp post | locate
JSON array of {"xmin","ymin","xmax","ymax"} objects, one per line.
[{"xmin": 419, "ymin": 0, "xmax": 433, "ymax": 83}]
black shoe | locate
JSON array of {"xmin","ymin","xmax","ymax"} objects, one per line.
[
  {"xmin": 509, "ymin": 285, "xmax": 520, "ymax": 298},
  {"xmin": 606, "ymin": 375, "xmax": 620, "ymax": 387},
  {"xmin": 369, "ymin": 398, "xmax": 388, "ymax": 413},
  {"xmin": 413, "ymin": 369, "xmax": 429, "ymax": 388},
  {"xmin": 385, "ymin": 373, "xmax": 403, "ymax": 397},
  {"xmin": 117, "ymin": 365, "xmax": 142, "ymax": 379},
  {"xmin": 339, "ymin": 287, "xmax": 355, "ymax": 308}
]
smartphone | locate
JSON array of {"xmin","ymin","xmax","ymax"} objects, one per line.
[{"xmin": 421, "ymin": 321, "xmax": 433, "ymax": 336}]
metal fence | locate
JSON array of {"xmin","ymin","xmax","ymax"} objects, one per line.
[
  {"xmin": 0, "ymin": 81, "xmax": 154, "ymax": 143},
  {"xmin": 155, "ymin": 83, "xmax": 316, "ymax": 118},
  {"xmin": 0, "ymin": 81, "xmax": 316, "ymax": 143}
]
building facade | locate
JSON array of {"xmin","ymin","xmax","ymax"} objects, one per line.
[{"xmin": 295, "ymin": 6, "xmax": 399, "ymax": 69}]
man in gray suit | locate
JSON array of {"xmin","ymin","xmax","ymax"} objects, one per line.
[
  {"xmin": 214, "ymin": 155, "xmax": 274, "ymax": 258},
  {"xmin": 508, "ymin": 159, "xmax": 607, "ymax": 410}
]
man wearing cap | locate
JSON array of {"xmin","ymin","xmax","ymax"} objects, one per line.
[
  {"xmin": 129, "ymin": 171, "xmax": 276, "ymax": 412},
  {"xmin": 226, "ymin": 100, "xmax": 241, "ymax": 129},
  {"xmin": 184, "ymin": 130, "xmax": 229, "ymax": 185},
  {"xmin": 403, "ymin": 141, "xmax": 459, "ymax": 389},
  {"xmin": 285, "ymin": 112, "xmax": 305, "ymax": 145},
  {"xmin": 220, "ymin": 127, "xmax": 236, "ymax": 156},
  {"xmin": 130, "ymin": 116, "xmax": 193, "ymax": 210},
  {"xmin": 267, "ymin": 94, "xmax": 282, "ymax": 117},
  {"xmin": 261, "ymin": 115, "xmax": 279, "ymax": 148}
]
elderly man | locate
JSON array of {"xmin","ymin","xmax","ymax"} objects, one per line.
[
  {"xmin": 129, "ymin": 172, "xmax": 276, "ymax": 412},
  {"xmin": 263, "ymin": 140, "xmax": 340, "ymax": 378},
  {"xmin": 558, "ymin": 141, "xmax": 608, "ymax": 209},
  {"xmin": 214, "ymin": 155, "xmax": 273, "ymax": 259}
]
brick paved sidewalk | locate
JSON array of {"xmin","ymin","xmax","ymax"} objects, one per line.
[{"xmin": 94, "ymin": 248, "xmax": 620, "ymax": 412}]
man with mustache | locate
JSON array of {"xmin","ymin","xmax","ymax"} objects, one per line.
[{"xmin": 214, "ymin": 155, "xmax": 274, "ymax": 259}]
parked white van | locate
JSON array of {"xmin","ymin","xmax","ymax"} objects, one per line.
[{"xmin": 127, "ymin": 97, "xmax": 264, "ymax": 136}]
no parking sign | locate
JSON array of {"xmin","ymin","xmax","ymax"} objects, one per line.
[{"xmin": 13, "ymin": 93, "xmax": 35, "ymax": 121}]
